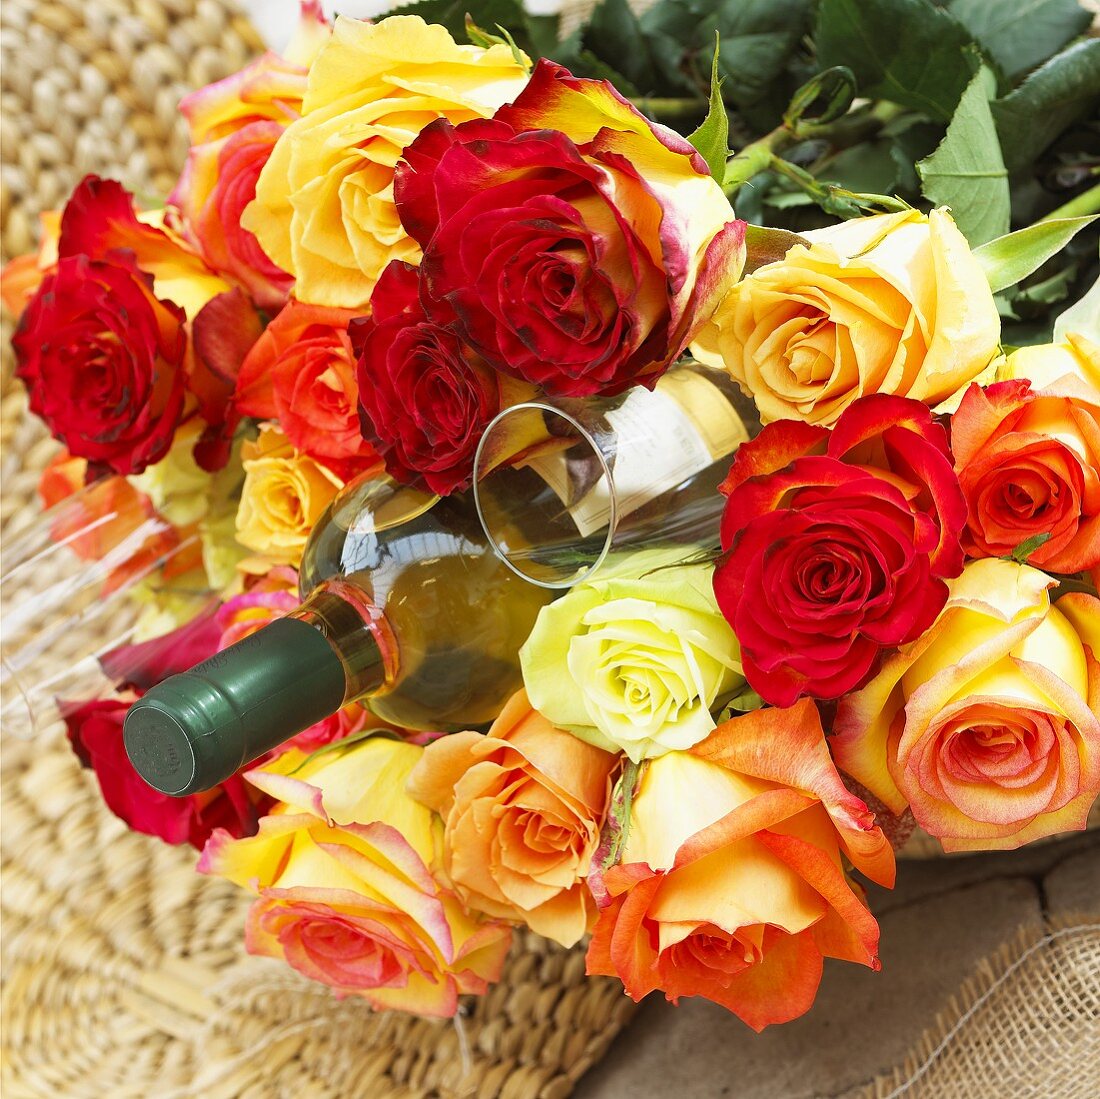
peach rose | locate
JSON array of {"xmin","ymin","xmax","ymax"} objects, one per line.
[
  {"xmin": 833, "ymin": 559, "xmax": 1100, "ymax": 851},
  {"xmin": 199, "ymin": 736, "xmax": 512, "ymax": 1016},
  {"xmin": 692, "ymin": 208, "xmax": 1000, "ymax": 427},
  {"xmin": 235, "ymin": 424, "xmax": 344, "ymax": 569},
  {"xmin": 244, "ymin": 15, "xmax": 530, "ymax": 308},
  {"xmin": 951, "ymin": 371, "xmax": 1100, "ymax": 573},
  {"xmin": 587, "ymin": 700, "xmax": 894, "ymax": 1030},
  {"xmin": 171, "ymin": 122, "xmax": 294, "ymax": 310},
  {"xmin": 407, "ymin": 690, "xmax": 617, "ymax": 947}
]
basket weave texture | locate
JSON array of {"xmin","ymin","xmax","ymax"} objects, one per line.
[
  {"xmin": 0, "ymin": 3, "xmax": 635, "ymax": 1096},
  {"xmin": 1, "ymin": 4, "xmax": 1098, "ymax": 1097}
]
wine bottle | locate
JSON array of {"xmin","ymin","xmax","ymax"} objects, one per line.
[
  {"xmin": 124, "ymin": 362, "xmax": 758, "ymax": 797},
  {"xmin": 123, "ymin": 476, "xmax": 553, "ymax": 796}
]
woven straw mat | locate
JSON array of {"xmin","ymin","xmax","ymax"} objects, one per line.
[
  {"xmin": 0, "ymin": 3, "xmax": 1097, "ymax": 1098},
  {"xmin": 0, "ymin": 4, "xmax": 634, "ymax": 1097}
]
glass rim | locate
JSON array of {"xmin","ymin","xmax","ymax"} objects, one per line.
[{"xmin": 472, "ymin": 400, "xmax": 617, "ymax": 590}]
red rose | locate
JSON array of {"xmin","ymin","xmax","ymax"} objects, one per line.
[
  {"xmin": 352, "ymin": 261, "xmax": 527, "ymax": 495},
  {"xmin": 951, "ymin": 376, "xmax": 1100, "ymax": 573},
  {"xmin": 170, "ymin": 120, "xmax": 294, "ymax": 311},
  {"xmin": 235, "ymin": 299, "xmax": 380, "ymax": 481},
  {"xmin": 715, "ymin": 395, "xmax": 967, "ymax": 705},
  {"xmin": 393, "ymin": 60, "xmax": 743, "ymax": 397},
  {"xmin": 14, "ymin": 252, "xmax": 187, "ymax": 476},
  {"xmin": 65, "ymin": 697, "xmax": 263, "ymax": 849}
]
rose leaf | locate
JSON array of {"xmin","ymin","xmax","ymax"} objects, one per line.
[
  {"xmin": 973, "ymin": 215, "xmax": 1099, "ymax": 294},
  {"xmin": 918, "ymin": 66, "xmax": 1009, "ymax": 246},
  {"xmin": 687, "ymin": 36, "xmax": 729, "ymax": 182},
  {"xmin": 945, "ymin": 0, "xmax": 1091, "ymax": 83},
  {"xmin": 992, "ymin": 40, "xmax": 1100, "ymax": 174},
  {"xmin": 815, "ymin": 0, "xmax": 980, "ymax": 122}
]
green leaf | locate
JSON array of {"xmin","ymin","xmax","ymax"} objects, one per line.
[
  {"xmin": 464, "ymin": 14, "xmax": 529, "ymax": 70},
  {"xmin": 703, "ymin": 0, "xmax": 814, "ymax": 109},
  {"xmin": 687, "ymin": 37, "xmax": 729, "ymax": 181},
  {"xmin": 1053, "ymin": 278, "xmax": 1100, "ymax": 344},
  {"xmin": 973, "ymin": 215, "xmax": 1099, "ymax": 293},
  {"xmin": 1011, "ymin": 532, "xmax": 1052, "ymax": 563},
  {"xmin": 918, "ymin": 66, "xmax": 1009, "ymax": 245},
  {"xmin": 384, "ymin": 0, "xmax": 527, "ymax": 44},
  {"xmin": 992, "ymin": 40, "xmax": 1100, "ymax": 174},
  {"xmin": 944, "ymin": 0, "xmax": 1091, "ymax": 82},
  {"xmin": 815, "ymin": 0, "xmax": 980, "ymax": 121},
  {"xmin": 583, "ymin": 0, "xmax": 656, "ymax": 94},
  {"xmin": 743, "ymin": 224, "xmax": 810, "ymax": 273}
]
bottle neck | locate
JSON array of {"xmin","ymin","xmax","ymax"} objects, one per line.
[{"xmin": 291, "ymin": 580, "xmax": 395, "ymax": 704}]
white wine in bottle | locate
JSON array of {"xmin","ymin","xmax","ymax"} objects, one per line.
[{"xmin": 123, "ymin": 474, "xmax": 553, "ymax": 796}]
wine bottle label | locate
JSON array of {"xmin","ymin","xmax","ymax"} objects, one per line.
[{"xmin": 524, "ymin": 370, "xmax": 749, "ymax": 538}]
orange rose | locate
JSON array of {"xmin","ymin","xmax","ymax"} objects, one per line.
[
  {"xmin": 587, "ymin": 700, "xmax": 894, "ymax": 1030},
  {"xmin": 235, "ymin": 301, "xmax": 381, "ymax": 480},
  {"xmin": 199, "ymin": 736, "xmax": 512, "ymax": 1016},
  {"xmin": 168, "ymin": 5, "xmax": 330, "ymax": 307},
  {"xmin": 951, "ymin": 371, "xmax": 1100, "ymax": 574},
  {"xmin": 407, "ymin": 690, "xmax": 617, "ymax": 947},
  {"xmin": 833, "ymin": 559, "xmax": 1100, "ymax": 851}
]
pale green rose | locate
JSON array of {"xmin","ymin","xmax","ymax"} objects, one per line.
[{"xmin": 520, "ymin": 559, "xmax": 744, "ymax": 762}]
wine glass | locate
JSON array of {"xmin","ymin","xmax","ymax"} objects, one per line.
[
  {"xmin": 1, "ymin": 476, "xmax": 216, "ymax": 741},
  {"xmin": 472, "ymin": 361, "xmax": 760, "ymax": 588}
]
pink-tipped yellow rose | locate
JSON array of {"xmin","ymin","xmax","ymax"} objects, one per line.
[
  {"xmin": 833, "ymin": 559, "xmax": 1100, "ymax": 852},
  {"xmin": 587, "ymin": 701, "xmax": 894, "ymax": 1031},
  {"xmin": 407, "ymin": 690, "xmax": 618, "ymax": 947},
  {"xmin": 243, "ymin": 15, "xmax": 531, "ymax": 308},
  {"xmin": 199, "ymin": 736, "xmax": 512, "ymax": 1016},
  {"xmin": 692, "ymin": 208, "xmax": 1001, "ymax": 427}
]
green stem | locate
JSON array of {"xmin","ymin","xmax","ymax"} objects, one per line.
[
  {"xmin": 1040, "ymin": 180, "xmax": 1100, "ymax": 223},
  {"xmin": 723, "ymin": 102, "xmax": 908, "ymax": 199},
  {"xmin": 630, "ymin": 96, "xmax": 708, "ymax": 121},
  {"xmin": 723, "ymin": 127, "xmax": 794, "ymax": 196}
]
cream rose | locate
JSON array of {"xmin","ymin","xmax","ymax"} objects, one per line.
[
  {"xmin": 520, "ymin": 561, "xmax": 744, "ymax": 762},
  {"xmin": 692, "ymin": 208, "xmax": 1001, "ymax": 426}
]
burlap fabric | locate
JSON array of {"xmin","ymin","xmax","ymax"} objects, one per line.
[{"xmin": 0, "ymin": 3, "xmax": 1097, "ymax": 1097}]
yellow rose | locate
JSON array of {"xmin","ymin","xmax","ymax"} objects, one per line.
[
  {"xmin": 832, "ymin": 559, "xmax": 1100, "ymax": 852},
  {"xmin": 199, "ymin": 737, "xmax": 512, "ymax": 1016},
  {"xmin": 998, "ymin": 331, "xmax": 1100, "ymax": 390},
  {"xmin": 692, "ymin": 208, "xmax": 1001, "ymax": 426},
  {"xmin": 243, "ymin": 15, "xmax": 530, "ymax": 308},
  {"xmin": 236, "ymin": 424, "xmax": 343, "ymax": 569}
]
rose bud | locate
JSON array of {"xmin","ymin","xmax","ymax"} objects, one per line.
[
  {"xmin": 351, "ymin": 261, "xmax": 532, "ymax": 495},
  {"xmin": 951, "ymin": 365, "xmax": 1100, "ymax": 574},
  {"xmin": 236, "ymin": 300, "xmax": 381, "ymax": 481},
  {"xmin": 587, "ymin": 700, "xmax": 894, "ymax": 1030},
  {"xmin": 407, "ymin": 690, "xmax": 617, "ymax": 947},
  {"xmin": 14, "ymin": 253, "xmax": 188, "ymax": 477}
]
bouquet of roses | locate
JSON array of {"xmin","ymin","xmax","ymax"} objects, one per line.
[{"xmin": 3, "ymin": 3, "xmax": 1098, "ymax": 1030}]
